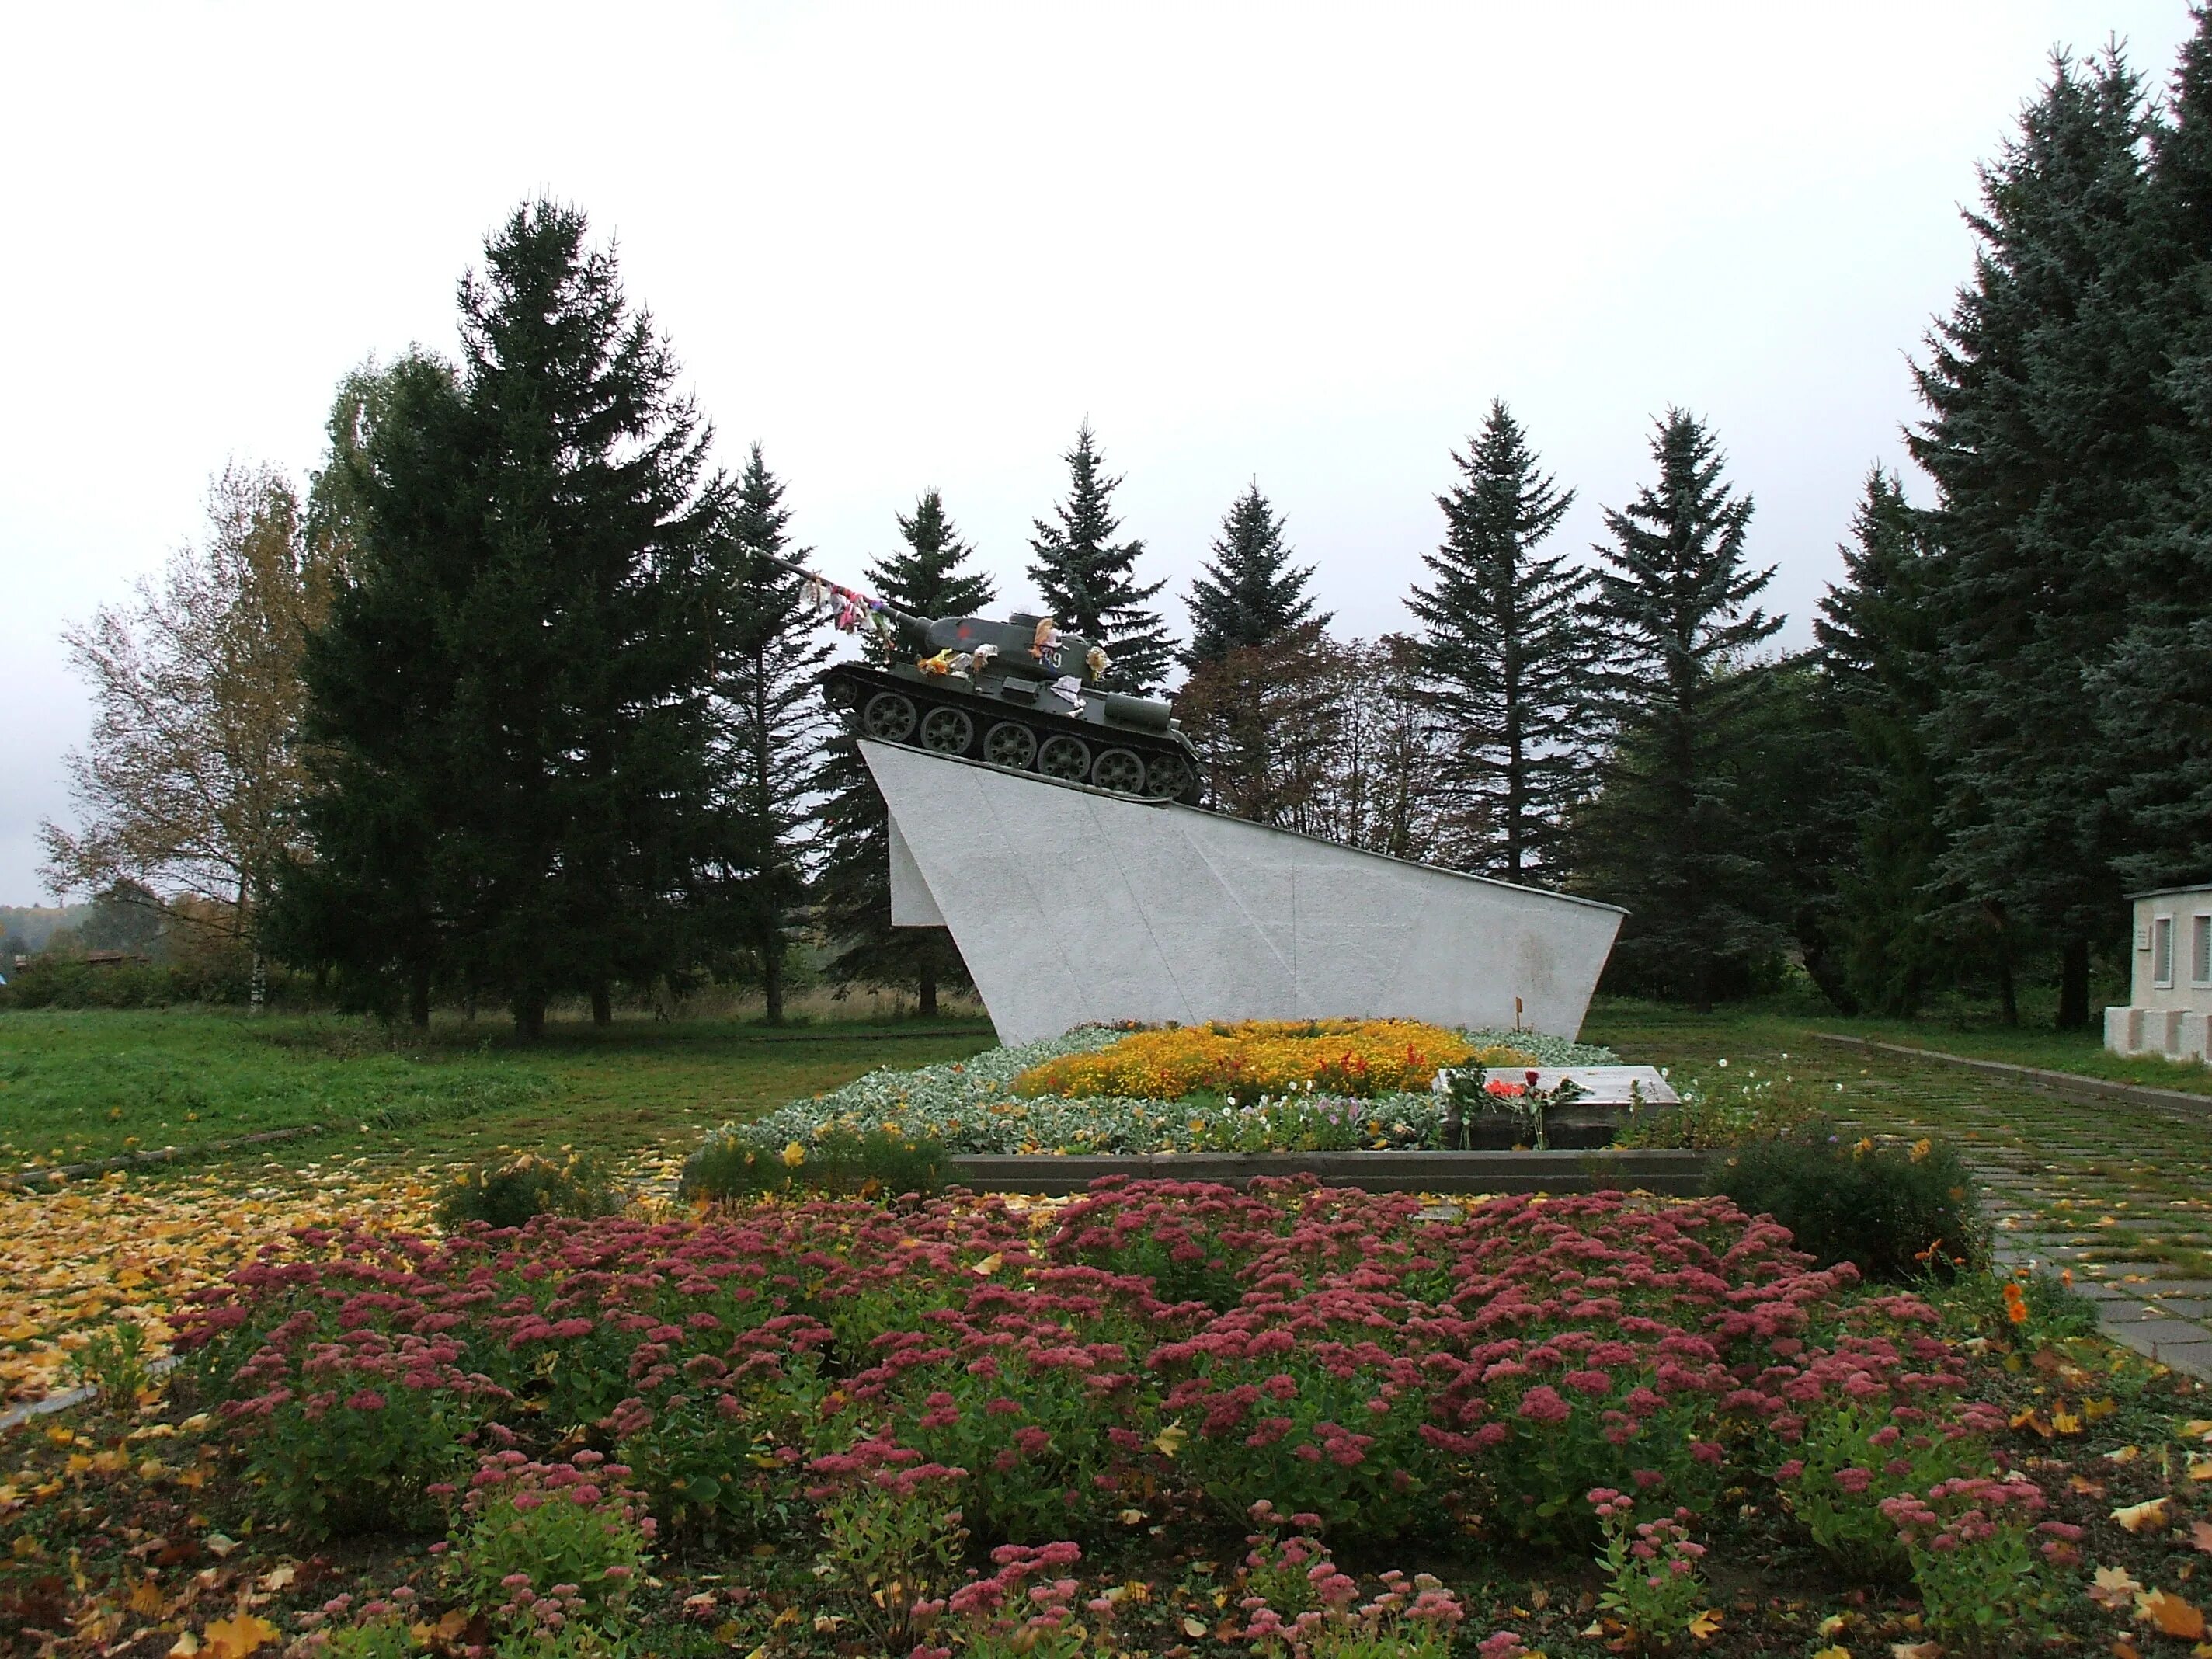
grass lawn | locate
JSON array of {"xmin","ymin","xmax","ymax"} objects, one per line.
[
  {"xmin": 1590, "ymin": 996, "xmax": 2212, "ymax": 1283},
  {"xmin": 0, "ymin": 1009, "xmax": 997, "ymax": 1176}
]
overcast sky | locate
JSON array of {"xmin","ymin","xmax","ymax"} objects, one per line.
[{"xmin": 2, "ymin": 2, "xmax": 2200, "ymax": 907}]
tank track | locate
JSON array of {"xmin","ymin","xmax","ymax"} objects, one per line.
[{"xmin": 823, "ymin": 663, "xmax": 1203, "ymax": 805}]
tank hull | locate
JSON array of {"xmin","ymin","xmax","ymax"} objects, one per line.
[{"xmin": 823, "ymin": 661, "xmax": 1203, "ymax": 804}]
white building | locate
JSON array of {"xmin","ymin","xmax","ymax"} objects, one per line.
[{"xmin": 2106, "ymin": 882, "xmax": 2212, "ymax": 1059}]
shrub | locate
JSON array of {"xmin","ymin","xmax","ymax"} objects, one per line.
[
  {"xmin": 216, "ymin": 1321, "xmax": 508, "ymax": 1536},
  {"xmin": 1230, "ymin": 1506, "xmax": 1465, "ymax": 1658},
  {"xmin": 1776, "ymin": 1390, "xmax": 1999, "ymax": 1575},
  {"xmin": 602, "ymin": 1313, "xmax": 831, "ymax": 1538},
  {"xmin": 64, "ymin": 1316, "xmax": 155, "ymax": 1408},
  {"xmin": 910, "ymin": 1541, "xmax": 1097, "ymax": 1659},
  {"xmin": 456, "ymin": 1450, "xmax": 654, "ymax": 1629},
  {"xmin": 436, "ymin": 1152, "xmax": 622, "ymax": 1230},
  {"xmin": 1588, "ymin": 1489, "xmax": 1706, "ymax": 1655},
  {"xmin": 1705, "ymin": 1123, "xmax": 1984, "ymax": 1281},
  {"xmin": 1878, "ymin": 1476, "xmax": 2081, "ymax": 1653},
  {"xmin": 680, "ymin": 1123, "xmax": 947, "ymax": 1202},
  {"xmin": 805, "ymin": 1437, "xmax": 971, "ymax": 1649}
]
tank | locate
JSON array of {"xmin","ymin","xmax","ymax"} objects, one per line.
[{"xmin": 776, "ymin": 558, "xmax": 1205, "ymax": 804}]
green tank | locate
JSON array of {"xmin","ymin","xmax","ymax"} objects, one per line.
[{"xmin": 777, "ymin": 558, "xmax": 1205, "ymax": 804}]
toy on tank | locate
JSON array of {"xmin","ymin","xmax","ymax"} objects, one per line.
[{"xmin": 773, "ymin": 557, "xmax": 1204, "ymax": 804}]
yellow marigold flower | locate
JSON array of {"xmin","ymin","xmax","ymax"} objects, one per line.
[{"xmin": 782, "ymin": 1141, "xmax": 807, "ymax": 1168}]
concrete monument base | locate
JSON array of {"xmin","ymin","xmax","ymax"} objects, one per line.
[{"xmin": 861, "ymin": 739, "xmax": 1625, "ymax": 1046}]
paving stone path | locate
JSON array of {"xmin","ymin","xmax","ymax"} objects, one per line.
[{"xmin": 1810, "ymin": 1042, "xmax": 2212, "ymax": 1379}]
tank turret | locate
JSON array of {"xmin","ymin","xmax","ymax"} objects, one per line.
[{"xmin": 775, "ymin": 558, "xmax": 1203, "ymax": 803}]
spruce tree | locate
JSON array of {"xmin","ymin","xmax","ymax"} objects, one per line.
[
  {"xmin": 1814, "ymin": 468, "xmax": 1953, "ymax": 1015},
  {"xmin": 1407, "ymin": 402, "xmax": 1595, "ymax": 880},
  {"xmin": 1183, "ymin": 482, "xmax": 1327, "ymax": 664},
  {"xmin": 813, "ymin": 490, "xmax": 993, "ymax": 1016},
  {"xmin": 1577, "ymin": 410, "xmax": 1784, "ymax": 1010},
  {"xmin": 280, "ymin": 203, "xmax": 730, "ymax": 1036},
  {"xmin": 709, "ymin": 444, "xmax": 830, "ymax": 1024},
  {"xmin": 2099, "ymin": 12, "xmax": 2212, "ymax": 896},
  {"xmin": 277, "ymin": 352, "xmax": 474, "ymax": 1027},
  {"xmin": 1027, "ymin": 423, "xmax": 1175, "ymax": 692},
  {"xmin": 1911, "ymin": 48, "xmax": 2162, "ymax": 1028}
]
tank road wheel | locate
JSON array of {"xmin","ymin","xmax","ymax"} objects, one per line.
[
  {"xmin": 920, "ymin": 706, "xmax": 975, "ymax": 754},
  {"xmin": 862, "ymin": 691, "xmax": 919, "ymax": 743},
  {"xmin": 1144, "ymin": 751, "xmax": 1195, "ymax": 802},
  {"xmin": 1036, "ymin": 733, "xmax": 1091, "ymax": 782},
  {"xmin": 983, "ymin": 721, "xmax": 1038, "ymax": 770},
  {"xmin": 1092, "ymin": 747, "xmax": 1146, "ymax": 794}
]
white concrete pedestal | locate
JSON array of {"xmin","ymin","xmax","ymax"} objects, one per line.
[{"xmin": 861, "ymin": 740, "xmax": 1626, "ymax": 1046}]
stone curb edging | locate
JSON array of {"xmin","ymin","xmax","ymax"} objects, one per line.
[
  {"xmin": 0, "ymin": 1357, "xmax": 180, "ymax": 1434},
  {"xmin": 946, "ymin": 1149, "xmax": 1717, "ymax": 1196},
  {"xmin": 0, "ymin": 1125, "xmax": 332, "ymax": 1193},
  {"xmin": 1813, "ymin": 1033, "xmax": 2212, "ymax": 1118}
]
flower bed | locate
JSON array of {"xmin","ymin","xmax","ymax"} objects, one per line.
[
  {"xmin": 159, "ymin": 1182, "xmax": 2062, "ymax": 1644},
  {"xmin": 694, "ymin": 1024, "xmax": 1616, "ymax": 1167},
  {"xmin": 9, "ymin": 1178, "xmax": 2209, "ymax": 1657},
  {"xmin": 1010, "ymin": 1019, "xmax": 1515, "ymax": 1101}
]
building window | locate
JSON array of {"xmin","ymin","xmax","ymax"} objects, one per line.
[
  {"xmin": 2195, "ymin": 914, "xmax": 2212, "ymax": 987},
  {"xmin": 2155, "ymin": 915, "xmax": 2175, "ymax": 988}
]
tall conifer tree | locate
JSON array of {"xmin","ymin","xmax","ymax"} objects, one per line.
[
  {"xmin": 1815, "ymin": 469, "xmax": 1952, "ymax": 1015},
  {"xmin": 813, "ymin": 490, "xmax": 992, "ymax": 1015},
  {"xmin": 2100, "ymin": 11, "xmax": 2212, "ymax": 896},
  {"xmin": 1911, "ymin": 49, "xmax": 2161, "ymax": 1027},
  {"xmin": 283, "ymin": 205, "xmax": 730, "ymax": 1036},
  {"xmin": 1577, "ymin": 410, "xmax": 1783, "ymax": 1010},
  {"xmin": 710, "ymin": 445, "xmax": 830, "ymax": 1024},
  {"xmin": 1183, "ymin": 483, "xmax": 1327, "ymax": 665},
  {"xmin": 1027, "ymin": 423, "xmax": 1174, "ymax": 692},
  {"xmin": 1407, "ymin": 402, "xmax": 1595, "ymax": 880}
]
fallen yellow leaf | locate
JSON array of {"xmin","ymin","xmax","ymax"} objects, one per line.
[
  {"xmin": 2092, "ymin": 1565, "xmax": 2144, "ymax": 1608},
  {"xmin": 1687, "ymin": 1608, "xmax": 1723, "ymax": 1639},
  {"xmin": 1183, "ymin": 1616, "xmax": 1209, "ymax": 1638},
  {"xmin": 2113, "ymin": 1497, "xmax": 2172, "ymax": 1533},
  {"xmin": 2144, "ymin": 1590, "xmax": 2208, "ymax": 1642},
  {"xmin": 1812, "ymin": 1647, "xmax": 1850, "ymax": 1659},
  {"xmin": 1153, "ymin": 1423, "xmax": 1187, "ymax": 1459},
  {"xmin": 201, "ymin": 1612, "xmax": 278, "ymax": 1659}
]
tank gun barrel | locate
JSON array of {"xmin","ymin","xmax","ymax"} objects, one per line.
[{"xmin": 746, "ymin": 549, "xmax": 931, "ymax": 643}]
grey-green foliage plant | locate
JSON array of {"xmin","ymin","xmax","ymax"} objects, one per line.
[
  {"xmin": 1577, "ymin": 410, "xmax": 1786, "ymax": 1010},
  {"xmin": 1407, "ymin": 400, "xmax": 1597, "ymax": 882}
]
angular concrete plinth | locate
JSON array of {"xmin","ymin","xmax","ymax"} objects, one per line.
[
  {"xmin": 947, "ymin": 1149, "xmax": 1715, "ymax": 1196},
  {"xmin": 863, "ymin": 739, "xmax": 1625, "ymax": 1045}
]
